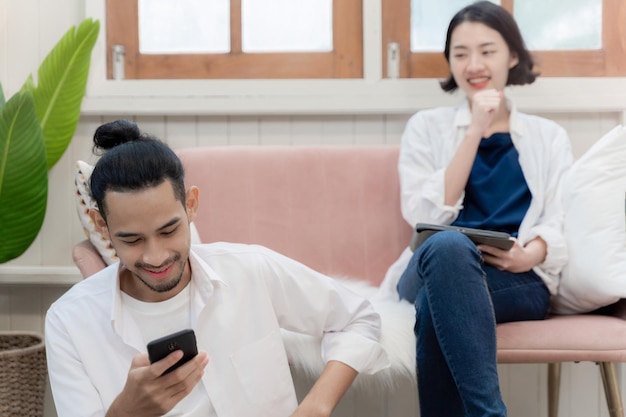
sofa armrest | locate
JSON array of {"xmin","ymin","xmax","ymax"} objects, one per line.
[{"xmin": 72, "ymin": 239, "xmax": 107, "ymax": 278}]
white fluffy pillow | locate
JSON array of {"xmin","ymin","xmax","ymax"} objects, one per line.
[
  {"xmin": 74, "ymin": 160, "xmax": 202, "ymax": 265},
  {"xmin": 552, "ymin": 125, "xmax": 626, "ymax": 314}
]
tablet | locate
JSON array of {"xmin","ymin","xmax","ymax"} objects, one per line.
[{"xmin": 410, "ymin": 223, "xmax": 514, "ymax": 252}]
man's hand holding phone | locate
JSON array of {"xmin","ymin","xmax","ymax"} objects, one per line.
[{"xmin": 105, "ymin": 330, "xmax": 208, "ymax": 417}]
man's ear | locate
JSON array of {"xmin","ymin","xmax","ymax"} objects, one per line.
[
  {"xmin": 185, "ymin": 186, "xmax": 199, "ymax": 223},
  {"xmin": 89, "ymin": 209, "xmax": 110, "ymax": 241}
]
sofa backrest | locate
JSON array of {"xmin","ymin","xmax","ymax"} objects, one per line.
[{"xmin": 177, "ymin": 146, "xmax": 412, "ymax": 286}]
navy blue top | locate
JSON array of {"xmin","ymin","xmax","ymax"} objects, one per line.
[{"xmin": 452, "ymin": 132, "xmax": 531, "ymax": 237}]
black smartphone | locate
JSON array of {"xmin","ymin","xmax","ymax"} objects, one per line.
[{"xmin": 147, "ymin": 329, "xmax": 198, "ymax": 376}]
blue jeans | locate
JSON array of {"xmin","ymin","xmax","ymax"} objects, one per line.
[{"xmin": 397, "ymin": 231, "xmax": 550, "ymax": 417}]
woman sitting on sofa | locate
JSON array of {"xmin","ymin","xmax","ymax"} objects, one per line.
[{"xmin": 380, "ymin": 2, "xmax": 573, "ymax": 416}]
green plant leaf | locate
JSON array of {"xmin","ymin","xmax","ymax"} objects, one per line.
[
  {"xmin": 0, "ymin": 84, "xmax": 5, "ymax": 109},
  {"xmin": 29, "ymin": 18, "xmax": 100, "ymax": 170},
  {"xmin": 0, "ymin": 90, "xmax": 48, "ymax": 263}
]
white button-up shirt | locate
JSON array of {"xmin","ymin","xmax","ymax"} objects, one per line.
[
  {"xmin": 380, "ymin": 96, "xmax": 573, "ymax": 298},
  {"xmin": 46, "ymin": 243, "xmax": 389, "ymax": 417}
]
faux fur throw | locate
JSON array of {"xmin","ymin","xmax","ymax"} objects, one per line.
[{"xmin": 281, "ymin": 279, "xmax": 416, "ymax": 390}]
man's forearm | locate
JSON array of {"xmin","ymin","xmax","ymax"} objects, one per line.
[{"xmin": 291, "ymin": 360, "xmax": 358, "ymax": 417}]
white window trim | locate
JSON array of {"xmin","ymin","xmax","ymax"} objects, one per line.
[{"xmin": 84, "ymin": 0, "xmax": 626, "ymax": 116}]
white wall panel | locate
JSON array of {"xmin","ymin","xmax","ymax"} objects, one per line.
[
  {"xmin": 259, "ymin": 116, "xmax": 292, "ymax": 145},
  {"xmin": 354, "ymin": 115, "xmax": 386, "ymax": 145},
  {"xmin": 228, "ymin": 116, "xmax": 261, "ymax": 145},
  {"xmin": 291, "ymin": 116, "xmax": 326, "ymax": 145},
  {"xmin": 166, "ymin": 116, "xmax": 198, "ymax": 149},
  {"xmin": 38, "ymin": 0, "xmax": 79, "ymax": 59},
  {"xmin": 0, "ymin": 0, "xmax": 7, "ymax": 87},
  {"xmin": 197, "ymin": 116, "xmax": 230, "ymax": 146},
  {"xmin": 384, "ymin": 114, "xmax": 411, "ymax": 144},
  {"xmin": 135, "ymin": 116, "xmax": 167, "ymax": 144},
  {"xmin": 4, "ymin": 1, "xmax": 38, "ymax": 95}
]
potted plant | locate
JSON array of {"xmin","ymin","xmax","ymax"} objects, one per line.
[
  {"xmin": 0, "ymin": 18, "xmax": 100, "ymax": 264},
  {"xmin": 0, "ymin": 18, "xmax": 99, "ymax": 416}
]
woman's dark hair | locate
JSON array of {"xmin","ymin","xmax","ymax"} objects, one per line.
[
  {"xmin": 440, "ymin": 1, "xmax": 538, "ymax": 92},
  {"xmin": 90, "ymin": 120, "xmax": 186, "ymax": 220}
]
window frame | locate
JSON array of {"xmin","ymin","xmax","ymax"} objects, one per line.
[
  {"xmin": 382, "ymin": 0, "xmax": 626, "ymax": 78},
  {"xmin": 105, "ymin": 0, "xmax": 363, "ymax": 79},
  {"xmin": 83, "ymin": 0, "xmax": 626, "ymax": 116}
]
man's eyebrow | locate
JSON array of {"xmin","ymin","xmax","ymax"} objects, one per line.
[
  {"xmin": 114, "ymin": 218, "xmax": 181, "ymax": 239},
  {"xmin": 157, "ymin": 218, "xmax": 181, "ymax": 231}
]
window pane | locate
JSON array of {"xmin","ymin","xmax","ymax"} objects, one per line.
[
  {"xmin": 242, "ymin": 0, "xmax": 332, "ymax": 52},
  {"xmin": 138, "ymin": 0, "xmax": 230, "ymax": 54},
  {"xmin": 410, "ymin": 0, "xmax": 500, "ymax": 52},
  {"xmin": 514, "ymin": 0, "xmax": 601, "ymax": 50}
]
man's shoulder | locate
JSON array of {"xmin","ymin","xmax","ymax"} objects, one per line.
[
  {"xmin": 190, "ymin": 243, "xmax": 289, "ymax": 276},
  {"xmin": 48, "ymin": 266, "xmax": 114, "ymax": 315},
  {"xmin": 191, "ymin": 242, "xmax": 273, "ymax": 259}
]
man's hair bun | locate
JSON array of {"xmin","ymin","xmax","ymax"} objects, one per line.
[{"xmin": 93, "ymin": 120, "xmax": 142, "ymax": 153}]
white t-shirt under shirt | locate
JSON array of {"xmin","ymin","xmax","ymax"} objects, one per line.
[{"xmin": 122, "ymin": 282, "xmax": 215, "ymax": 417}]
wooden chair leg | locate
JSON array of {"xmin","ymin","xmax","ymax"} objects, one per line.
[
  {"xmin": 548, "ymin": 362, "xmax": 561, "ymax": 417},
  {"xmin": 599, "ymin": 362, "xmax": 625, "ymax": 417}
]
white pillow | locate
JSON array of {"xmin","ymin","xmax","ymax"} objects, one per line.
[
  {"xmin": 74, "ymin": 160, "xmax": 202, "ymax": 266},
  {"xmin": 552, "ymin": 125, "xmax": 626, "ymax": 314}
]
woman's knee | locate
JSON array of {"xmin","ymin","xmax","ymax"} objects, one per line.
[{"xmin": 420, "ymin": 230, "xmax": 478, "ymax": 261}]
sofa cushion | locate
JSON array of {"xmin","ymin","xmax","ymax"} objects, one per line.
[
  {"xmin": 177, "ymin": 146, "xmax": 413, "ymax": 286},
  {"xmin": 552, "ymin": 125, "xmax": 626, "ymax": 313},
  {"xmin": 75, "ymin": 160, "xmax": 118, "ymax": 265}
]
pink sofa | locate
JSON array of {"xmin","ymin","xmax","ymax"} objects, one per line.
[{"xmin": 73, "ymin": 146, "xmax": 626, "ymax": 416}]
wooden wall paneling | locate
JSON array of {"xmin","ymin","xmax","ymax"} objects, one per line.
[
  {"xmin": 0, "ymin": 286, "xmax": 10, "ymax": 329},
  {"xmin": 354, "ymin": 115, "xmax": 386, "ymax": 145},
  {"xmin": 291, "ymin": 116, "xmax": 325, "ymax": 145},
  {"xmin": 382, "ymin": 377, "xmax": 420, "ymax": 416},
  {"xmin": 8, "ymin": 231, "xmax": 43, "ymax": 266},
  {"xmin": 41, "ymin": 144, "xmax": 77, "ymax": 265},
  {"xmin": 197, "ymin": 116, "xmax": 230, "ymax": 146},
  {"xmin": 564, "ymin": 113, "xmax": 615, "ymax": 159},
  {"xmin": 504, "ymin": 364, "xmax": 546, "ymax": 416},
  {"xmin": 536, "ymin": 112, "xmax": 621, "ymax": 160},
  {"xmin": 259, "ymin": 116, "xmax": 293, "ymax": 145},
  {"xmin": 38, "ymin": 0, "xmax": 80, "ymax": 57},
  {"xmin": 320, "ymin": 116, "xmax": 355, "ymax": 145},
  {"xmin": 383, "ymin": 114, "xmax": 410, "ymax": 144},
  {"xmin": 227, "ymin": 116, "xmax": 260, "ymax": 145},
  {"xmin": 567, "ymin": 362, "xmax": 607, "ymax": 417},
  {"xmin": 599, "ymin": 112, "xmax": 622, "ymax": 137},
  {"xmin": 71, "ymin": 116, "xmax": 103, "ymax": 166},
  {"xmin": 166, "ymin": 116, "xmax": 199, "ymax": 149},
  {"xmin": 7, "ymin": 285, "xmax": 42, "ymax": 331},
  {"xmin": 0, "ymin": 0, "xmax": 7, "ymax": 85},
  {"xmin": 4, "ymin": 0, "xmax": 38, "ymax": 94},
  {"xmin": 135, "ymin": 116, "xmax": 167, "ymax": 144}
]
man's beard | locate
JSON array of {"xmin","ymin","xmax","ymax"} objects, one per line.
[{"xmin": 134, "ymin": 254, "xmax": 184, "ymax": 293}]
